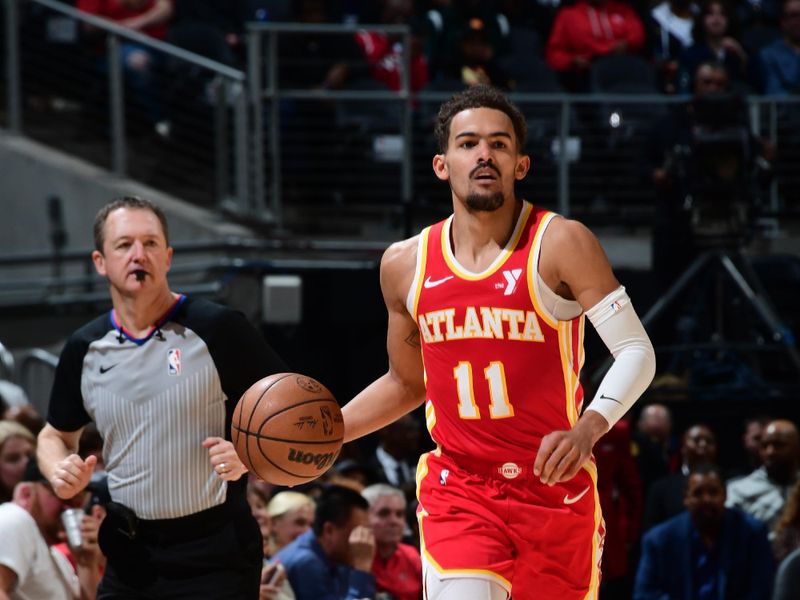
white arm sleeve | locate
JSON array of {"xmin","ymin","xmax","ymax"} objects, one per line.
[{"xmin": 584, "ymin": 286, "xmax": 656, "ymax": 430}]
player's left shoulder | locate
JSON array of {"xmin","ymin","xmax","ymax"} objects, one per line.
[{"xmin": 542, "ymin": 216, "xmax": 605, "ymax": 265}]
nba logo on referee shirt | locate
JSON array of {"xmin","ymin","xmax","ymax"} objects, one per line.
[{"xmin": 167, "ymin": 349, "xmax": 181, "ymax": 375}]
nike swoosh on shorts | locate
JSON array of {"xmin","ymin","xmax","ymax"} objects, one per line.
[{"xmin": 563, "ymin": 485, "xmax": 591, "ymax": 505}]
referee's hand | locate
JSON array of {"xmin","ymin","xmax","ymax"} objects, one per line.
[{"xmin": 51, "ymin": 454, "xmax": 97, "ymax": 500}]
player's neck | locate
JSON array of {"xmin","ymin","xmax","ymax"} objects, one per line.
[
  {"xmin": 112, "ymin": 287, "xmax": 177, "ymax": 336},
  {"xmin": 450, "ymin": 198, "xmax": 522, "ymax": 270}
]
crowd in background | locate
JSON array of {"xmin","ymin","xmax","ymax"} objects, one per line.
[
  {"xmin": 55, "ymin": 0, "xmax": 800, "ymax": 97},
  {"xmin": 4, "ymin": 379, "xmax": 800, "ymax": 598}
]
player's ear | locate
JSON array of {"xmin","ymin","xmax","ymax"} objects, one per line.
[
  {"xmin": 432, "ymin": 154, "xmax": 449, "ymax": 181},
  {"xmin": 515, "ymin": 155, "xmax": 531, "ymax": 180},
  {"xmin": 92, "ymin": 250, "xmax": 107, "ymax": 277},
  {"xmin": 166, "ymin": 246, "xmax": 173, "ymax": 272}
]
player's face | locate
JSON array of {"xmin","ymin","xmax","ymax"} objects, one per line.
[
  {"xmin": 0, "ymin": 436, "xmax": 34, "ymax": 495},
  {"xmin": 368, "ymin": 495, "xmax": 406, "ymax": 546},
  {"xmin": 272, "ymin": 504, "xmax": 314, "ymax": 549},
  {"xmin": 433, "ymin": 107, "xmax": 529, "ymax": 212},
  {"xmin": 92, "ymin": 207, "xmax": 172, "ymax": 294}
]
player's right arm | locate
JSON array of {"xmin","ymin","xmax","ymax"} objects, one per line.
[
  {"xmin": 342, "ymin": 238, "xmax": 427, "ymax": 443},
  {"xmin": 37, "ymin": 424, "xmax": 96, "ymax": 500}
]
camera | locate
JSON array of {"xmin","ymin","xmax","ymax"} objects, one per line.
[{"xmin": 668, "ymin": 93, "xmax": 763, "ymax": 246}]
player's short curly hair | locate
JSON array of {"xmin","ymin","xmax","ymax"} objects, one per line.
[
  {"xmin": 93, "ymin": 196, "xmax": 169, "ymax": 252},
  {"xmin": 434, "ymin": 85, "xmax": 528, "ymax": 154}
]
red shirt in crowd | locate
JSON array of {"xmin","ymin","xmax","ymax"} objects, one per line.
[
  {"xmin": 77, "ymin": 0, "xmax": 169, "ymax": 40},
  {"xmin": 546, "ymin": 0, "xmax": 645, "ymax": 71},
  {"xmin": 354, "ymin": 31, "xmax": 429, "ymax": 92},
  {"xmin": 372, "ymin": 542, "xmax": 422, "ymax": 600}
]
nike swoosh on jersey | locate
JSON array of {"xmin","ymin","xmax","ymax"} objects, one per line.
[
  {"xmin": 99, "ymin": 364, "xmax": 118, "ymax": 374},
  {"xmin": 563, "ymin": 485, "xmax": 591, "ymax": 505},
  {"xmin": 423, "ymin": 275, "xmax": 454, "ymax": 288}
]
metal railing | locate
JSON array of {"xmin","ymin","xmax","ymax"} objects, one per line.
[
  {"xmin": 17, "ymin": 347, "xmax": 58, "ymax": 416},
  {"xmin": 3, "ymin": 0, "xmax": 250, "ymax": 212},
  {"xmin": 4, "ymin": 4, "xmax": 800, "ymax": 233}
]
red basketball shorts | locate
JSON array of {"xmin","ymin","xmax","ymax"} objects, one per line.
[{"xmin": 416, "ymin": 451, "xmax": 604, "ymax": 599}]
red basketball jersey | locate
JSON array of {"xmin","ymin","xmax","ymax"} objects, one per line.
[{"xmin": 408, "ymin": 201, "xmax": 585, "ymax": 462}]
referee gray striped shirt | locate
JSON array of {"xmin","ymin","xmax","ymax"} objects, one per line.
[{"xmin": 46, "ymin": 295, "xmax": 286, "ymax": 520}]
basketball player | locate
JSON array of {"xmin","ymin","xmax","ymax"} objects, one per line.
[
  {"xmin": 36, "ymin": 197, "xmax": 287, "ymax": 599},
  {"xmin": 341, "ymin": 85, "xmax": 656, "ymax": 599}
]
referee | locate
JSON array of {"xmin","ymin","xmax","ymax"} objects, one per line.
[{"xmin": 37, "ymin": 197, "xmax": 287, "ymax": 599}]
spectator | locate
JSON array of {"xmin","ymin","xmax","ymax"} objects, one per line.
[
  {"xmin": 727, "ymin": 419, "xmax": 800, "ymax": 529},
  {"xmin": 773, "ymin": 479, "xmax": 800, "ymax": 563},
  {"xmin": 278, "ymin": 0, "xmax": 365, "ymax": 91},
  {"xmin": 267, "ymin": 491, "xmax": 316, "ymax": 554},
  {"xmin": 634, "ymin": 464, "xmax": 774, "ymax": 599},
  {"xmin": 245, "ymin": 485, "xmax": 296, "ymax": 600},
  {"xmin": 421, "ymin": 0, "xmax": 511, "ymax": 83},
  {"xmin": 593, "ymin": 418, "xmax": 643, "ymax": 600},
  {"xmin": 456, "ymin": 19, "xmax": 513, "ymax": 88},
  {"xmin": 77, "ymin": 0, "xmax": 174, "ymax": 128},
  {"xmin": 365, "ymin": 414, "xmax": 422, "ymax": 502},
  {"xmin": 650, "ymin": 0, "xmax": 699, "ymax": 92},
  {"xmin": 247, "ymin": 482, "xmax": 274, "ymax": 559},
  {"xmin": 328, "ymin": 459, "xmax": 371, "ymax": 492},
  {"xmin": 633, "ymin": 403, "xmax": 679, "ymax": 495},
  {"xmin": 169, "ymin": 0, "xmax": 252, "ymax": 66},
  {"xmin": 679, "ymin": 0, "xmax": 749, "ymax": 92},
  {"xmin": 78, "ymin": 0, "xmax": 173, "ymax": 39},
  {"xmin": 362, "ymin": 483, "xmax": 422, "ymax": 600},
  {"xmin": 758, "ymin": 0, "xmax": 800, "ymax": 94},
  {"xmin": 273, "ymin": 485, "xmax": 376, "ymax": 600},
  {"xmin": 643, "ymin": 58, "xmax": 716, "ymax": 282},
  {"xmin": 643, "ymin": 423, "xmax": 718, "ymax": 531},
  {"xmin": 545, "ymin": 0, "xmax": 646, "ymax": 91},
  {"xmin": 354, "ymin": 0, "xmax": 430, "ymax": 92},
  {"xmin": 2, "ymin": 404, "xmax": 44, "ymax": 437},
  {"xmin": 0, "ymin": 421, "xmax": 35, "ymax": 505},
  {"xmin": 729, "ymin": 416, "xmax": 771, "ymax": 481},
  {"xmin": 0, "ymin": 458, "xmax": 104, "ymax": 600}
]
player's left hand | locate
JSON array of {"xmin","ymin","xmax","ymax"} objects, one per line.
[
  {"xmin": 534, "ymin": 411, "xmax": 609, "ymax": 485},
  {"xmin": 203, "ymin": 437, "xmax": 248, "ymax": 481}
]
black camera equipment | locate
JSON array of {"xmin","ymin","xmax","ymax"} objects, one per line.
[
  {"xmin": 671, "ymin": 93, "xmax": 758, "ymax": 246},
  {"xmin": 591, "ymin": 94, "xmax": 800, "ymax": 397}
]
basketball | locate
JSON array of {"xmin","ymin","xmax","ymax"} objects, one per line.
[{"xmin": 231, "ymin": 373, "xmax": 344, "ymax": 486}]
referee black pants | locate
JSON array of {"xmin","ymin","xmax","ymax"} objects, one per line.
[{"xmin": 97, "ymin": 500, "xmax": 262, "ymax": 599}]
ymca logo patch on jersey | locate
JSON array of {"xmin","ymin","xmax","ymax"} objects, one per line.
[
  {"xmin": 167, "ymin": 348, "xmax": 182, "ymax": 376},
  {"xmin": 501, "ymin": 268, "xmax": 523, "ymax": 296}
]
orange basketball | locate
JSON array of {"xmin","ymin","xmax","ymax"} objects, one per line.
[{"xmin": 232, "ymin": 373, "xmax": 344, "ymax": 486}]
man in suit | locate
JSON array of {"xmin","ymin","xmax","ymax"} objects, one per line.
[
  {"xmin": 634, "ymin": 464, "xmax": 774, "ymax": 600},
  {"xmin": 643, "ymin": 423, "xmax": 717, "ymax": 531}
]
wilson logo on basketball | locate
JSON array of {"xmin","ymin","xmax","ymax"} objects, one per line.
[{"xmin": 287, "ymin": 448, "xmax": 338, "ymax": 471}]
